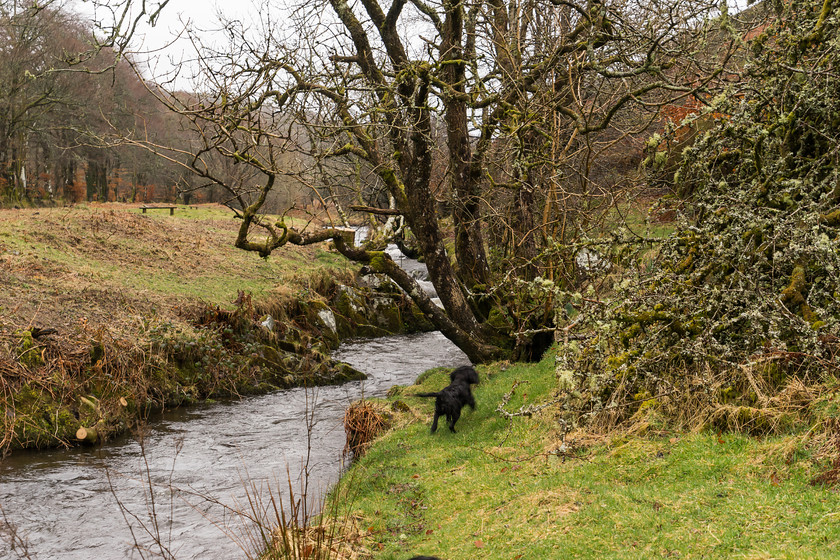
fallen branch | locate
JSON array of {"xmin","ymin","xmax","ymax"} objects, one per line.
[
  {"xmin": 348, "ymin": 205, "xmax": 403, "ymax": 216},
  {"xmin": 496, "ymin": 381, "xmax": 563, "ymax": 419}
]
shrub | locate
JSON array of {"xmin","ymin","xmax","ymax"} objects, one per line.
[{"xmin": 558, "ymin": 0, "xmax": 840, "ymax": 427}]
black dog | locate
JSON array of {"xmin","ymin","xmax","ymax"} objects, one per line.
[{"xmin": 415, "ymin": 365, "xmax": 479, "ymax": 433}]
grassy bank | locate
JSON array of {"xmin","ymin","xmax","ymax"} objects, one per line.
[
  {"xmin": 330, "ymin": 350, "xmax": 840, "ymax": 560},
  {"xmin": 0, "ymin": 203, "xmax": 348, "ymax": 315},
  {"xmin": 0, "ymin": 203, "xmax": 427, "ymax": 455}
]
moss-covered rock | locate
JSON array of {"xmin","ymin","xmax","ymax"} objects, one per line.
[
  {"xmin": 297, "ymin": 299, "xmax": 340, "ymax": 349},
  {"xmin": 332, "ymin": 285, "xmax": 395, "ymax": 338},
  {"xmin": 333, "ymin": 285, "xmax": 371, "ymax": 337},
  {"xmin": 329, "ymin": 279, "xmax": 433, "ymax": 337}
]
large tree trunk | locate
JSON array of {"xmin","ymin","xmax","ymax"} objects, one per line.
[
  {"xmin": 442, "ymin": 0, "xmax": 490, "ymax": 289},
  {"xmin": 399, "ymin": 80, "xmax": 501, "ymax": 361},
  {"xmin": 333, "ymin": 236, "xmax": 503, "ymax": 363}
]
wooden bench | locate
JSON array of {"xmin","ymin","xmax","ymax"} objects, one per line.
[{"xmin": 140, "ymin": 205, "xmax": 177, "ymax": 215}]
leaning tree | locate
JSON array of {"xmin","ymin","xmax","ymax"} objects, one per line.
[{"xmin": 122, "ymin": 0, "xmax": 736, "ymax": 363}]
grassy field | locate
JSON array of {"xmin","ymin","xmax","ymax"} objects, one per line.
[
  {"xmin": 334, "ymin": 350, "xmax": 840, "ymax": 560},
  {"xmin": 0, "ymin": 203, "xmax": 349, "ymax": 335}
]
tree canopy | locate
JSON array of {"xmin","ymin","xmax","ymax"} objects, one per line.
[{"xmin": 134, "ymin": 0, "xmax": 736, "ymax": 363}]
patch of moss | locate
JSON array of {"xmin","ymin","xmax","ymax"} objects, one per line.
[
  {"xmin": 719, "ymin": 385, "xmax": 739, "ymax": 403},
  {"xmin": 17, "ymin": 331, "xmax": 43, "ymax": 368},
  {"xmin": 368, "ymin": 251, "xmax": 389, "ymax": 273},
  {"xmin": 10, "ymin": 386, "xmax": 81, "ymax": 449},
  {"xmin": 332, "ymin": 362, "xmax": 367, "ymax": 382},
  {"xmin": 486, "ymin": 308, "xmax": 511, "ymax": 331},
  {"xmin": 620, "ymin": 323, "xmax": 643, "ymax": 348},
  {"xmin": 780, "ymin": 264, "xmax": 821, "ymax": 326},
  {"xmin": 820, "ymin": 208, "xmax": 840, "ymax": 226}
]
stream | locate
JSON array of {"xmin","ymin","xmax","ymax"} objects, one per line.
[{"xmin": 0, "ymin": 331, "xmax": 469, "ymax": 559}]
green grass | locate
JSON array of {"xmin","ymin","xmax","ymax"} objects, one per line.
[
  {"xmin": 0, "ymin": 203, "xmax": 349, "ymax": 309},
  {"xmin": 599, "ymin": 199, "xmax": 676, "ymax": 240},
  {"xmin": 339, "ymin": 352, "xmax": 840, "ymax": 560}
]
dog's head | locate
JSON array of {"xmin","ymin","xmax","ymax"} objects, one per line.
[{"xmin": 450, "ymin": 365, "xmax": 479, "ymax": 385}]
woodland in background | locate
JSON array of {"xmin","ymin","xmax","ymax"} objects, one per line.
[
  {"xmin": 0, "ymin": 1, "xmax": 314, "ymax": 210},
  {"xmin": 0, "ymin": 2, "xmax": 175, "ymax": 204}
]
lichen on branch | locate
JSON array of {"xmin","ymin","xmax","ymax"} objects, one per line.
[{"xmin": 557, "ymin": 0, "xmax": 840, "ymax": 426}]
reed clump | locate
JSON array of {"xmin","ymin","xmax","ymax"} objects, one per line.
[{"xmin": 343, "ymin": 400, "xmax": 391, "ymax": 459}]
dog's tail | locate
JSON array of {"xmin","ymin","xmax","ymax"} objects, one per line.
[{"xmin": 413, "ymin": 392, "xmax": 440, "ymax": 398}]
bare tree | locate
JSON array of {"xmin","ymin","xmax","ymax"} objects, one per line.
[
  {"xmin": 0, "ymin": 1, "xmax": 74, "ymax": 201},
  {"xmin": 125, "ymin": 0, "xmax": 737, "ymax": 362}
]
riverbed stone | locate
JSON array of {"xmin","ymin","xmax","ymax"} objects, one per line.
[
  {"xmin": 300, "ymin": 299, "xmax": 341, "ymax": 348},
  {"xmin": 318, "ymin": 308, "xmax": 337, "ymax": 333},
  {"xmin": 333, "ymin": 362, "xmax": 366, "ymax": 382},
  {"xmin": 332, "ymin": 283, "xmax": 417, "ymax": 338},
  {"xmin": 371, "ymin": 296, "xmax": 403, "ymax": 332}
]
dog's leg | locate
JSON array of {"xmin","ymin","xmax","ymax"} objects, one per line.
[
  {"xmin": 447, "ymin": 408, "xmax": 461, "ymax": 433},
  {"xmin": 430, "ymin": 412, "xmax": 440, "ymax": 433}
]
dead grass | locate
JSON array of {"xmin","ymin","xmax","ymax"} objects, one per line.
[
  {"xmin": 343, "ymin": 401, "xmax": 392, "ymax": 459},
  {"xmin": 0, "ymin": 203, "xmax": 347, "ymax": 340},
  {"xmin": 588, "ymin": 352, "xmax": 832, "ymax": 435},
  {"xmin": 519, "ymin": 488, "xmax": 583, "ymax": 517}
]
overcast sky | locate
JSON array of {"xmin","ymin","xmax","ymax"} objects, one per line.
[
  {"xmin": 69, "ymin": 0, "xmax": 749, "ymax": 90},
  {"xmin": 71, "ymin": 0, "xmax": 261, "ymax": 87}
]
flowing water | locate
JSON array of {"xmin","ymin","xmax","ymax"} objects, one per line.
[{"xmin": 0, "ymin": 332, "xmax": 468, "ymax": 559}]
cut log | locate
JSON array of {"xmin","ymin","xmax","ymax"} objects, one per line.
[{"xmin": 75, "ymin": 426, "xmax": 99, "ymax": 444}]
